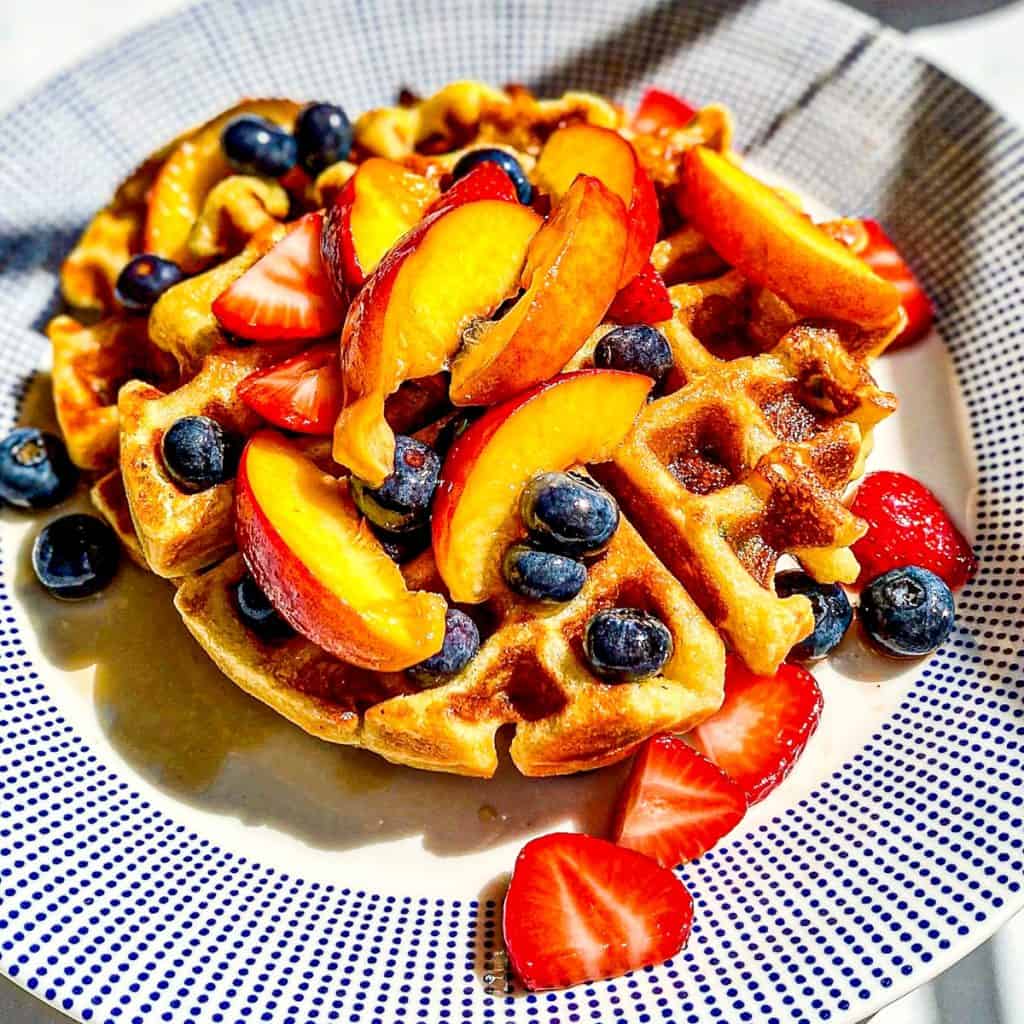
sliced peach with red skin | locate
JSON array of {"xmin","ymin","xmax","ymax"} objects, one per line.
[
  {"xmin": 321, "ymin": 158, "xmax": 439, "ymax": 294},
  {"xmin": 535, "ymin": 123, "xmax": 658, "ymax": 286},
  {"xmin": 145, "ymin": 99, "xmax": 300, "ymax": 268},
  {"xmin": 680, "ymin": 147, "xmax": 901, "ymax": 327},
  {"xmin": 450, "ymin": 175, "xmax": 628, "ymax": 406},
  {"xmin": 236, "ymin": 430, "xmax": 447, "ymax": 671},
  {"xmin": 334, "ymin": 198, "xmax": 541, "ymax": 485},
  {"xmin": 433, "ymin": 370, "xmax": 653, "ymax": 603}
]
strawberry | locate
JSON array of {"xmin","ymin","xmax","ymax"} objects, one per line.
[
  {"xmin": 858, "ymin": 219, "xmax": 934, "ymax": 349},
  {"xmin": 607, "ymin": 261, "xmax": 673, "ymax": 324},
  {"xmin": 612, "ymin": 735, "xmax": 747, "ymax": 868},
  {"xmin": 850, "ymin": 470, "xmax": 977, "ymax": 589},
  {"xmin": 690, "ymin": 656, "xmax": 823, "ymax": 804},
  {"xmin": 237, "ymin": 342, "xmax": 342, "ymax": 434},
  {"xmin": 503, "ymin": 832, "xmax": 693, "ymax": 991},
  {"xmin": 427, "ymin": 162, "xmax": 517, "ymax": 217},
  {"xmin": 633, "ymin": 88, "xmax": 698, "ymax": 134},
  {"xmin": 212, "ymin": 212, "xmax": 346, "ymax": 341}
]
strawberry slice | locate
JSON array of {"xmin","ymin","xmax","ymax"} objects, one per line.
[
  {"xmin": 850, "ymin": 470, "xmax": 977, "ymax": 589},
  {"xmin": 237, "ymin": 342, "xmax": 342, "ymax": 434},
  {"xmin": 633, "ymin": 88, "xmax": 697, "ymax": 134},
  {"xmin": 607, "ymin": 261, "xmax": 673, "ymax": 324},
  {"xmin": 503, "ymin": 832, "xmax": 693, "ymax": 991},
  {"xmin": 858, "ymin": 219, "xmax": 934, "ymax": 349},
  {"xmin": 212, "ymin": 212, "xmax": 346, "ymax": 341},
  {"xmin": 612, "ymin": 735, "xmax": 747, "ymax": 868},
  {"xmin": 690, "ymin": 656, "xmax": 823, "ymax": 804},
  {"xmin": 427, "ymin": 161, "xmax": 518, "ymax": 217}
]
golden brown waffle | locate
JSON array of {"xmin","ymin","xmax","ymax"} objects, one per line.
[
  {"xmin": 175, "ymin": 503, "xmax": 724, "ymax": 777},
  {"xmin": 90, "ymin": 469, "xmax": 148, "ymax": 570}
]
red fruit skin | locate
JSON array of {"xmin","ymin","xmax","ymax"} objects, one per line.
[
  {"xmin": 612, "ymin": 734, "xmax": 747, "ymax": 868},
  {"xmin": 850, "ymin": 470, "xmax": 977, "ymax": 589},
  {"xmin": 690, "ymin": 656, "xmax": 823, "ymax": 805},
  {"xmin": 859, "ymin": 219, "xmax": 934, "ymax": 349},
  {"xmin": 321, "ymin": 176, "xmax": 360, "ymax": 298},
  {"xmin": 428, "ymin": 162, "xmax": 518, "ymax": 217},
  {"xmin": 633, "ymin": 88, "xmax": 698, "ymax": 134},
  {"xmin": 237, "ymin": 343, "xmax": 342, "ymax": 434},
  {"xmin": 503, "ymin": 833, "xmax": 693, "ymax": 992},
  {"xmin": 607, "ymin": 261, "xmax": 673, "ymax": 324}
]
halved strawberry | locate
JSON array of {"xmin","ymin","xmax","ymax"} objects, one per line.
[
  {"xmin": 503, "ymin": 832, "xmax": 693, "ymax": 991},
  {"xmin": 237, "ymin": 342, "xmax": 342, "ymax": 434},
  {"xmin": 427, "ymin": 161, "xmax": 517, "ymax": 217},
  {"xmin": 858, "ymin": 219, "xmax": 934, "ymax": 349},
  {"xmin": 212, "ymin": 212, "xmax": 346, "ymax": 341},
  {"xmin": 607, "ymin": 261, "xmax": 673, "ymax": 324},
  {"xmin": 633, "ymin": 88, "xmax": 697, "ymax": 134},
  {"xmin": 690, "ymin": 656, "xmax": 823, "ymax": 804},
  {"xmin": 612, "ymin": 735, "xmax": 747, "ymax": 868},
  {"xmin": 850, "ymin": 470, "xmax": 977, "ymax": 589}
]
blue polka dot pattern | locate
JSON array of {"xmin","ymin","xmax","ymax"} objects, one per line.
[{"xmin": 0, "ymin": 1, "xmax": 1022, "ymax": 1022}]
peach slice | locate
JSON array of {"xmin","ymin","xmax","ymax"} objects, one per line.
[
  {"xmin": 322, "ymin": 158, "xmax": 439, "ymax": 293},
  {"xmin": 334, "ymin": 198, "xmax": 541, "ymax": 485},
  {"xmin": 433, "ymin": 370, "xmax": 653, "ymax": 603},
  {"xmin": 534, "ymin": 123, "xmax": 658, "ymax": 286},
  {"xmin": 680, "ymin": 147, "xmax": 901, "ymax": 327},
  {"xmin": 236, "ymin": 430, "xmax": 447, "ymax": 671},
  {"xmin": 144, "ymin": 99, "xmax": 300, "ymax": 267},
  {"xmin": 449, "ymin": 175, "xmax": 628, "ymax": 406}
]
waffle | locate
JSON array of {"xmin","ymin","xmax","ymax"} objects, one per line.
[{"xmin": 175, "ymin": 501, "xmax": 725, "ymax": 777}]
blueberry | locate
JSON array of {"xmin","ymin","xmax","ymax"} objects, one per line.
[
  {"xmin": 161, "ymin": 416, "xmax": 239, "ymax": 493},
  {"xmin": 520, "ymin": 471, "xmax": 619, "ymax": 557},
  {"xmin": 584, "ymin": 608, "xmax": 673, "ymax": 681},
  {"xmin": 0, "ymin": 428, "xmax": 77, "ymax": 509},
  {"xmin": 776, "ymin": 570, "xmax": 853, "ymax": 661},
  {"xmin": 409, "ymin": 608, "xmax": 480, "ymax": 685},
  {"xmin": 234, "ymin": 571, "xmax": 294, "ymax": 642},
  {"xmin": 858, "ymin": 566, "xmax": 955, "ymax": 658},
  {"xmin": 221, "ymin": 115, "xmax": 298, "ymax": 178},
  {"xmin": 502, "ymin": 543, "xmax": 587, "ymax": 603},
  {"xmin": 375, "ymin": 526, "xmax": 431, "ymax": 565},
  {"xmin": 451, "ymin": 148, "xmax": 532, "ymax": 204},
  {"xmin": 115, "ymin": 254, "xmax": 184, "ymax": 312},
  {"xmin": 294, "ymin": 102, "xmax": 353, "ymax": 177},
  {"xmin": 594, "ymin": 325, "xmax": 674, "ymax": 384},
  {"xmin": 350, "ymin": 436, "xmax": 440, "ymax": 534},
  {"xmin": 32, "ymin": 514, "xmax": 119, "ymax": 599}
]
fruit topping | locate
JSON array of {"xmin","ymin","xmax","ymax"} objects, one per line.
[
  {"xmin": 451, "ymin": 147, "xmax": 532, "ymax": 204},
  {"xmin": 234, "ymin": 570, "xmax": 295, "ymax": 642},
  {"xmin": 432, "ymin": 370, "xmax": 653, "ymax": 603},
  {"xmin": 690, "ymin": 655, "xmax": 823, "ymax": 804},
  {"xmin": 236, "ymin": 430, "xmax": 447, "ymax": 671},
  {"xmin": 161, "ymin": 415, "xmax": 240, "ymax": 493},
  {"xmin": 632, "ymin": 87, "xmax": 698, "ymax": 134},
  {"xmin": 849, "ymin": 470, "xmax": 976, "ymax": 589},
  {"xmin": 520, "ymin": 471, "xmax": 619, "ymax": 557},
  {"xmin": 237, "ymin": 342, "xmax": 343, "ymax": 435},
  {"xmin": 612, "ymin": 734, "xmax": 747, "ymax": 867},
  {"xmin": 606, "ymin": 261, "xmax": 673, "ymax": 324},
  {"xmin": 212, "ymin": 212, "xmax": 346, "ymax": 341},
  {"xmin": 374, "ymin": 526, "xmax": 432, "ymax": 565},
  {"xmin": 858, "ymin": 566, "xmax": 955, "ymax": 658},
  {"xmin": 409, "ymin": 607, "xmax": 481, "ymax": 685},
  {"xmin": 594, "ymin": 323, "xmax": 674, "ymax": 384},
  {"xmin": 294, "ymin": 101, "xmax": 353, "ymax": 177},
  {"xmin": 0, "ymin": 428, "xmax": 78, "ymax": 509},
  {"xmin": 584, "ymin": 608, "xmax": 673, "ymax": 681},
  {"xmin": 680, "ymin": 146, "xmax": 901, "ymax": 326},
  {"xmin": 32, "ymin": 513, "xmax": 119, "ymax": 599},
  {"xmin": 425, "ymin": 161, "xmax": 518, "ymax": 215},
  {"xmin": 502, "ymin": 543, "xmax": 587, "ymax": 603},
  {"xmin": 115, "ymin": 254, "xmax": 185, "ymax": 312},
  {"xmin": 349, "ymin": 435, "xmax": 441, "ymax": 535},
  {"xmin": 503, "ymin": 832, "xmax": 693, "ymax": 991},
  {"xmin": 221, "ymin": 115, "xmax": 298, "ymax": 178},
  {"xmin": 775, "ymin": 570, "xmax": 852, "ymax": 661}
]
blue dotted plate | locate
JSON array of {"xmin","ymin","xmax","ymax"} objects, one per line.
[{"xmin": 0, "ymin": 1, "xmax": 1022, "ymax": 1022}]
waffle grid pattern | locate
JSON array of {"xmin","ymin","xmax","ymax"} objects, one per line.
[{"xmin": 0, "ymin": 1, "xmax": 1021, "ymax": 1022}]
